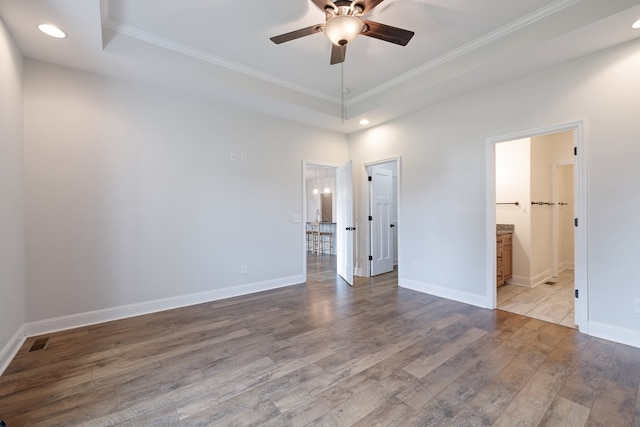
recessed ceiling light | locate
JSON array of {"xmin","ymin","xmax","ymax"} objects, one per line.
[
  {"xmin": 633, "ymin": 19, "xmax": 640, "ymax": 29},
  {"xmin": 359, "ymin": 119, "xmax": 370, "ymax": 126},
  {"xmin": 38, "ymin": 24, "xmax": 66, "ymax": 39}
]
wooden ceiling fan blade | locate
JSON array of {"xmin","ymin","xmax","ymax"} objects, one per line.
[
  {"xmin": 361, "ymin": 20, "xmax": 414, "ymax": 46},
  {"xmin": 330, "ymin": 44, "xmax": 346, "ymax": 65},
  {"xmin": 270, "ymin": 24, "xmax": 324, "ymax": 44},
  {"xmin": 357, "ymin": 0, "xmax": 385, "ymax": 14}
]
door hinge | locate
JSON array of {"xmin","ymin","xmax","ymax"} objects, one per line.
[
  {"xmin": 368, "ymin": 215, "xmax": 373, "ymax": 221},
  {"xmin": 575, "ymin": 289, "xmax": 579, "ymax": 298},
  {"xmin": 368, "ymin": 176, "xmax": 372, "ymax": 181},
  {"xmin": 574, "ymin": 218, "xmax": 578, "ymax": 227},
  {"xmin": 574, "ymin": 147, "xmax": 577, "ymax": 156},
  {"xmin": 369, "ymin": 255, "xmax": 373, "ymax": 261}
]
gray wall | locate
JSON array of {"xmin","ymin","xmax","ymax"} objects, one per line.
[
  {"xmin": 349, "ymin": 38, "xmax": 640, "ymax": 343},
  {"xmin": 23, "ymin": 60, "xmax": 348, "ymax": 323},
  {"xmin": 0, "ymin": 17, "xmax": 25, "ymax": 369}
]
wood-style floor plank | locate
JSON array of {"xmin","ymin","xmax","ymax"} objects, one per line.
[{"xmin": 1, "ymin": 254, "xmax": 639, "ymax": 426}]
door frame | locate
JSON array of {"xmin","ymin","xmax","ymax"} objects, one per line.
[
  {"xmin": 369, "ymin": 164, "xmax": 394, "ymax": 277},
  {"xmin": 361, "ymin": 156, "xmax": 402, "ymax": 278},
  {"xmin": 486, "ymin": 121, "xmax": 587, "ymax": 333},
  {"xmin": 302, "ymin": 160, "xmax": 340, "ymax": 280}
]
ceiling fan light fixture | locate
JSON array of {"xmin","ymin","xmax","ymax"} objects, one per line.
[{"xmin": 324, "ymin": 15, "xmax": 362, "ymax": 46}]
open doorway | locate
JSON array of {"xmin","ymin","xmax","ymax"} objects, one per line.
[
  {"xmin": 302, "ymin": 162, "xmax": 339, "ymax": 281},
  {"xmin": 492, "ymin": 129, "xmax": 580, "ymax": 328}
]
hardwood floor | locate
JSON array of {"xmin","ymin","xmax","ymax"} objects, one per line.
[
  {"xmin": 498, "ymin": 270, "xmax": 576, "ymax": 328},
  {"xmin": 1, "ymin": 256, "xmax": 639, "ymax": 426}
]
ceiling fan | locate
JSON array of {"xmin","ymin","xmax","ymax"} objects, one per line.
[{"xmin": 270, "ymin": 0, "xmax": 415, "ymax": 65}]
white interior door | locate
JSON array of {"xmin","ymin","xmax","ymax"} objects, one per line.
[
  {"xmin": 337, "ymin": 161, "xmax": 354, "ymax": 286},
  {"xmin": 370, "ymin": 165, "xmax": 394, "ymax": 276}
]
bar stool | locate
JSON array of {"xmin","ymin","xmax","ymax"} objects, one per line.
[
  {"xmin": 308, "ymin": 221, "xmax": 320, "ymax": 254},
  {"xmin": 319, "ymin": 222, "xmax": 334, "ymax": 255},
  {"xmin": 306, "ymin": 222, "xmax": 314, "ymax": 252}
]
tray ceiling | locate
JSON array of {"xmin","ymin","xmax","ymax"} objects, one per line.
[{"xmin": 1, "ymin": 0, "xmax": 639, "ymax": 132}]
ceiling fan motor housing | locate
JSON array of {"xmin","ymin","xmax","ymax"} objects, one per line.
[{"xmin": 270, "ymin": 0, "xmax": 414, "ymax": 65}]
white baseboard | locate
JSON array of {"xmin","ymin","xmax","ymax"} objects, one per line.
[
  {"xmin": 588, "ymin": 321, "xmax": 640, "ymax": 349},
  {"xmin": 560, "ymin": 262, "xmax": 575, "ymax": 271},
  {"xmin": 400, "ymin": 278, "xmax": 491, "ymax": 309},
  {"xmin": 507, "ymin": 275, "xmax": 533, "ymax": 287},
  {"xmin": 531, "ymin": 269, "xmax": 553, "ymax": 287},
  {"xmin": 0, "ymin": 325, "xmax": 26, "ymax": 376},
  {"xmin": 24, "ymin": 275, "xmax": 304, "ymax": 337},
  {"xmin": 508, "ymin": 269, "xmax": 554, "ymax": 287}
]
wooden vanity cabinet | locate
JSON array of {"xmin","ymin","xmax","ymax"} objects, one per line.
[{"xmin": 497, "ymin": 233, "xmax": 512, "ymax": 286}]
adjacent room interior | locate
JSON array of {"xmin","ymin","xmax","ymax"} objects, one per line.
[{"xmin": 495, "ymin": 131, "xmax": 576, "ymax": 328}]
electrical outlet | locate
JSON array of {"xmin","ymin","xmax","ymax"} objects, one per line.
[
  {"xmin": 413, "ymin": 262, "xmax": 419, "ymax": 271},
  {"xmin": 240, "ymin": 153, "xmax": 247, "ymax": 163},
  {"xmin": 241, "ymin": 265, "xmax": 248, "ymax": 276},
  {"xmin": 635, "ymin": 298, "xmax": 640, "ymax": 314}
]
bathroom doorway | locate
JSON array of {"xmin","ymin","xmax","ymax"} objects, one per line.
[{"xmin": 489, "ymin": 123, "xmax": 586, "ymax": 331}]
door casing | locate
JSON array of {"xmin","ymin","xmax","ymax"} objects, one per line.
[
  {"xmin": 360, "ymin": 156, "xmax": 402, "ymax": 278},
  {"xmin": 369, "ymin": 164, "xmax": 394, "ymax": 276},
  {"xmin": 486, "ymin": 121, "xmax": 587, "ymax": 333}
]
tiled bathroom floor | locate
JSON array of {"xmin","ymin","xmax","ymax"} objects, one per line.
[{"xmin": 497, "ymin": 269, "xmax": 576, "ymax": 328}]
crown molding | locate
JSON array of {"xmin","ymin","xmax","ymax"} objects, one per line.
[
  {"xmin": 99, "ymin": 0, "xmax": 580, "ymax": 108},
  {"xmin": 100, "ymin": 17, "xmax": 339, "ymax": 104},
  {"xmin": 348, "ymin": 0, "xmax": 582, "ymax": 105}
]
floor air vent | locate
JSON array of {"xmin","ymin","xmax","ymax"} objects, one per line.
[{"xmin": 29, "ymin": 337, "xmax": 50, "ymax": 352}]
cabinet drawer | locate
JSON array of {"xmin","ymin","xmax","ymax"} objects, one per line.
[{"xmin": 497, "ymin": 233, "xmax": 512, "ymax": 246}]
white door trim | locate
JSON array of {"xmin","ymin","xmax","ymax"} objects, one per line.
[
  {"xmin": 360, "ymin": 156, "xmax": 402, "ymax": 278},
  {"xmin": 369, "ymin": 165, "xmax": 394, "ymax": 276},
  {"xmin": 486, "ymin": 121, "xmax": 588, "ymax": 333}
]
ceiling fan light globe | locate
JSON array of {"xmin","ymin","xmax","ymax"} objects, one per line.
[{"xmin": 324, "ymin": 15, "xmax": 362, "ymax": 46}]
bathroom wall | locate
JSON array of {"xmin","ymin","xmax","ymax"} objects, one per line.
[
  {"xmin": 530, "ymin": 132, "xmax": 573, "ymax": 281},
  {"xmin": 496, "ymin": 131, "xmax": 572, "ymax": 286},
  {"xmin": 495, "ymin": 138, "xmax": 531, "ymax": 284}
]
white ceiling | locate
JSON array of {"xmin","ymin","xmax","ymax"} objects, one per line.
[{"xmin": 1, "ymin": 0, "xmax": 639, "ymax": 133}]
